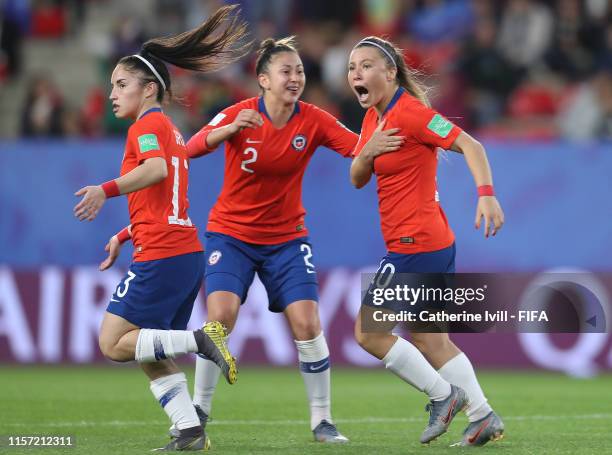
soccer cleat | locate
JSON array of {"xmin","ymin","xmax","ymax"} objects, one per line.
[
  {"xmin": 193, "ymin": 321, "xmax": 237, "ymax": 384},
  {"xmin": 419, "ymin": 384, "xmax": 468, "ymax": 444},
  {"xmin": 169, "ymin": 405, "xmax": 209, "ymax": 439},
  {"xmin": 459, "ymin": 411, "xmax": 505, "ymax": 446},
  {"xmin": 312, "ymin": 420, "xmax": 349, "ymax": 443},
  {"xmin": 153, "ymin": 426, "xmax": 210, "ymax": 451}
]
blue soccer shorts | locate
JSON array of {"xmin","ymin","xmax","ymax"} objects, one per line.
[
  {"xmin": 203, "ymin": 231, "xmax": 319, "ymax": 312},
  {"xmin": 363, "ymin": 243, "xmax": 456, "ymax": 312},
  {"xmin": 106, "ymin": 251, "xmax": 204, "ymax": 329}
]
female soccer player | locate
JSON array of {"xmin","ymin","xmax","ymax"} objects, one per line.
[
  {"xmin": 73, "ymin": 6, "xmax": 249, "ymax": 451},
  {"xmin": 348, "ymin": 36, "xmax": 505, "ymax": 446},
  {"xmin": 185, "ymin": 37, "xmax": 357, "ymax": 443}
]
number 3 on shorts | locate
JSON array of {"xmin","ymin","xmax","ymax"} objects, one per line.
[
  {"xmin": 300, "ymin": 244, "xmax": 316, "ymax": 274},
  {"xmin": 116, "ymin": 271, "xmax": 136, "ymax": 298}
]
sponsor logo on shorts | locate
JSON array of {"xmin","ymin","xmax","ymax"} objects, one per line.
[
  {"xmin": 291, "ymin": 134, "xmax": 307, "ymax": 151},
  {"xmin": 208, "ymin": 250, "xmax": 222, "ymax": 265}
]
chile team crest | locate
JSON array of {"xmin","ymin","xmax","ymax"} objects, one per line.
[
  {"xmin": 208, "ymin": 250, "xmax": 222, "ymax": 266},
  {"xmin": 291, "ymin": 134, "xmax": 307, "ymax": 152}
]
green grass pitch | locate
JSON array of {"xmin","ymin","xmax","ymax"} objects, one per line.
[{"xmin": 1, "ymin": 366, "xmax": 611, "ymax": 454}]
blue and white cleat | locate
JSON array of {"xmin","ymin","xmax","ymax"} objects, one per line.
[
  {"xmin": 420, "ymin": 385, "xmax": 468, "ymax": 444},
  {"xmin": 313, "ymin": 420, "xmax": 349, "ymax": 443},
  {"xmin": 458, "ymin": 411, "xmax": 504, "ymax": 446},
  {"xmin": 169, "ymin": 404, "xmax": 209, "ymax": 439}
]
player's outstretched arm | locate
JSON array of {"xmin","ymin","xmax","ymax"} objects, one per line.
[
  {"xmin": 350, "ymin": 120, "xmax": 404, "ymax": 188},
  {"xmin": 187, "ymin": 109, "xmax": 263, "ymax": 158},
  {"xmin": 99, "ymin": 226, "xmax": 131, "ymax": 271},
  {"xmin": 450, "ymin": 131, "xmax": 504, "ymax": 238},
  {"xmin": 74, "ymin": 157, "xmax": 167, "ymax": 222}
]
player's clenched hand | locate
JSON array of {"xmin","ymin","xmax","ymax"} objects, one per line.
[
  {"xmin": 475, "ymin": 196, "xmax": 504, "ymax": 238},
  {"xmin": 99, "ymin": 235, "xmax": 121, "ymax": 271},
  {"xmin": 229, "ymin": 109, "xmax": 264, "ymax": 134},
  {"xmin": 363, "ymin": 119, "xmax": 405, "ymax": 159},
  {"xmin": 74, "ymin": 185, "xmax": 106, "ymax": 221}
]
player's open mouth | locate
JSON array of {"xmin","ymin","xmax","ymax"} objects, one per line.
[
  {"xmin": 112, "ymin": 104, "xmax": 119, "ymax": 112},
  {"xmin": 287, "ymin": 86, "xmax": 299, "ymax": 94},
  {"xmin": 354, "ymin": 85, "xmax": 369, "ymax": 103}
]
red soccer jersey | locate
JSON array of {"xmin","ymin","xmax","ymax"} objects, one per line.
[
  {"xmin": 187, "ymin": 97, "xmax": 358, "ymax": 244},
  {"xmin": 121, "ymin": 108, "xmax": 203, "ymax": 261},
  {"xmin": 353, "ymin": 88, "xmax": 463, "ymax": 254}
]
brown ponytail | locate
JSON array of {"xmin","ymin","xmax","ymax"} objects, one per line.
[
  {"xmin": 255, "ymin": 36, "xmax": 299, "ymax": 76},
  {"xmin": 355, "ymin": 36, "xmax": 430, "ymax": 107},
  {"xmin": 118, "ymin": 4, "xmax": 250, "ymax": 102}
]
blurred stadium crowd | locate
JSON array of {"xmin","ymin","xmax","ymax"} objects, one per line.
[{"xmin": 2, "ymin": 0, "xmax": 611, "ymax": 140}]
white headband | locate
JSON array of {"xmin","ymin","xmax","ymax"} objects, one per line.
[
  {"xmin": 131, "ymin": 54, "xmax": 167, "ymax": 91},
  {"xmin": 355, "ymin": 40, "xmax": 396, "ymax": 67}
]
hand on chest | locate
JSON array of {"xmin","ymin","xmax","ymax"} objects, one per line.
[{"xmin": 370, "ymin": 117, "xmax": 434, "ymax": 176}]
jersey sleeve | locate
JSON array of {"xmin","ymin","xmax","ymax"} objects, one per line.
[
  {"xmin": 186, "ymin": 104, "xmax": 241, "ymax": 158},
  {"xmin": 352, "ymin": 131, "xmax": 368, "ymax": 158},
  {"xmin": 351, "ymin": 110, "xmax": 375, "ymax": 157},
  {"xmin": 403, "ymin": 102, "xmax": 463, "ymax": 150},
  {"xmin": 314, "ymin": 107, "xmax": 359, "ymax": 158},
  {"xmin": 128, "ymin": 117, "xmax": 168, "ymax": 164}
]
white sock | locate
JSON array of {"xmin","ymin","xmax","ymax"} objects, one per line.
[
  {"xmin": 149, "ymin": 372, "xmax": 200, "ymax": 430},
  {"xmin": 438, "ymin": 352, "xmax": 492, "ymax": 422},
  {"xmin": 193, "ymin": 355, "xmax": 221, "ymax": 415},
  {"xmin": 295, "ymin": 332, "xmax": 332, "ymax": 430},
  {"xmin": 135, "ymin": 329, "xmax": 198, "ymax": 363},
  {"xmin": 382, "ymin": 337, "xmax": 451, "ymax": 401}
]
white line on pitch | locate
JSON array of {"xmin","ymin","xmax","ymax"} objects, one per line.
[{"xmin": 3, "ymin": 414, "xmax": 612, "ymax": 428}]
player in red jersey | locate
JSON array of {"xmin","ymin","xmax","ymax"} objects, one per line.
[
  {"xmin": 185, "ymin": 37, "xmax": 357, "ymax": 443},
  {"xmin": 72, "ymin": 6, "xmax": 249, "ymax": 451},
  {"xmin": 348, "ymin": 37, "xmax": 505, "ymax": 446}
]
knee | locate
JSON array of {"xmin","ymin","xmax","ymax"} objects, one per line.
[
  {"xmin": 292, "ymin": 317, "xmax": 320, "ymax": 341},
  {"xmin": 98, "ymin": 335, "xmax": 128, "ymax": 362},
  {"xmin": 354, "ymin": 324, "xmax": 375, "ymax": 352},
  {"xmin": 207, "ymin": 293, "xmax": 240, "ymax": 332},
  {"xmin": 411, "ymin": 335, "xmax": 450, "ymax": 357}
]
